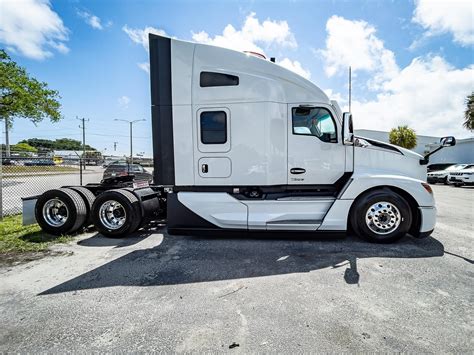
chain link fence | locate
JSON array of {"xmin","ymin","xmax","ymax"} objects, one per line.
[{"xmin": 0, "ymin": 156, "xmax": 104, "ymax": 217}]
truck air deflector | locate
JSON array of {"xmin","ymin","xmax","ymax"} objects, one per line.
[{"xmin": 149, "ymin": 34, "xmax": 175, "ymax": 185}]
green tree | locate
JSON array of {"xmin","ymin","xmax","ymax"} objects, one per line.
[
  {"xmin": 0, "ymin": 49, "xmax": 62, "ymax": 156},
  {"xmin": 463, "ymin": 92, "xmax": 474, "ymax": 131},
  {"xmin": 19, "ymin": 138, "xmax": 96, "ymax": 151},
  {"xmin": 389, "ymin": 125, "xmax": 417, "ymax": 150},
  {"xmin": 18, "ymin": 138, "xmax": 55, "ymax": 150},
  {"xmin": 10, "ymin": 142, "xmax": 37, "ymax": 153},
  {"xmin": 54, "ymin": 138, "xmax": 95, "ymax": 151}
]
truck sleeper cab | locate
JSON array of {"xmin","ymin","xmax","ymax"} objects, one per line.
[{"xmin": 28, "ymin": 34, "xmax": 455, "ymax": 243}]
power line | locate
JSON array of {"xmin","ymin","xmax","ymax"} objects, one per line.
[
  {"xmin": 87, "ymin": 133, "xmax": 151, "ymax": 139},
  {"xmin": 114, "ymin": 119, "xmax": 146, "ymax": 164},
  {"xmin": 77, "ymin": 116, "xmax": 90, "ymax": 181}
]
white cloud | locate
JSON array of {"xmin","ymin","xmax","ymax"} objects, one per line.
[
  {"xmin": 192, "ymin": 13, "xmax": 309, "ymax": 78},
  {"xmin": 278, "ymin": 58, "xmax": 311, "ymax": 79},
  {"xmin": 351, "ymin": 56, "xmax": 474, "ymax": 138},
  {"xmin": 413, "ymin": 0, "xmax": 474, "ymax": 46},
  {"xmin": 319, "ymin": 16, "xmax": 399, "ymax": 89},
  {"xmin": 123, "ymin": 25, "xmax": 167, "ymax": 51},
  {"xmin": 323, "ymin": 88, "xmax": 346, "ymax": 104},
  {"xmin": 0, "ymin": 0, "xmax": 69, "ymax": 60},
  {"xmin": 137, "ymin": 62, "xmax": 150, "ymax": 73},
  {"xmin": 76, "ymin": 10, "xmax": 104, "ymax": 30},
  {"xmin": 191, "ymin": 12, "xmax": 297, "ymax": 54},
  {"xmin": 118, "ymin": 96, "xmax": 131, "ymax": 109}
]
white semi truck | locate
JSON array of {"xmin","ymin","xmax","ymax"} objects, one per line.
[{"xmin": 24, "ymin": 34, "xmax": 456, "ymax": 243}]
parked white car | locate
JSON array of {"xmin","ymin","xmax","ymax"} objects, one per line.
[
  {"xmin": 427, "ymin": 164, "xmax": 473, "ymax": 184},
  {"xmin": 448, "ymin": 168, "xmax": 474, "ymax": 187}
]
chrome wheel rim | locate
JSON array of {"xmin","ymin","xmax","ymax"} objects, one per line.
[
  {"xmin": 42, "ymin": 198, "xmax": 69, "ymax": 227},
  {"xmin": 99, "ymin": 200, "xmax": 126, "ymax": 230},
  {"xmin": 365, "ymin": 201, "xmax": 401, "ymax": 235}
]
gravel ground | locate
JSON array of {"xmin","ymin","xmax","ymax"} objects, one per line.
[{"xmin": 0, "ymin": 185, "xmax": 472, "ymax": 352}]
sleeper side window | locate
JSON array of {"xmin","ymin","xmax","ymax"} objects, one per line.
[
  {"xmin": 292, "ymin": 107, "xmax": 337, "ymax": 143},
  {"xmin": 200, "ymin": 111, "xmax": 227, "ymax": 144},
  {"xmin": 200, "ymin": 72, "xmax": 239, "ymax": 87}
]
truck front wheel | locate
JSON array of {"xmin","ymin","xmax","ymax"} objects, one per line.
[
  {"xmin": 350, "ymin": 189, "xmax": 412, "ymax": 243},
  {"xmin": 91, "ymin": 189, "xmax": 142, "ymax": 238}
]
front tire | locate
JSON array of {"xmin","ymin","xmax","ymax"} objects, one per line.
[
  {"xmin": 91, "ymin": 189, "xmax": 142, "ymax": 238},
  {"xmin": 350, "ymin": 189, "xmax": 412, "ymax": 243}
]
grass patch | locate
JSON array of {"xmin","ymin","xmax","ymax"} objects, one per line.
[
  {"xmin": 2, "ymin": 165, "xmax": 79, "ymax": 174},
  {"xmin": 0, "ymin": 215, "xmax": 73, "ymax": 254}
]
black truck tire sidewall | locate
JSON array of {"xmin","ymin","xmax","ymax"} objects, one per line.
[
  {"xmin": 91, "ymin": 190, "xmax": 142, "ymax": 237},
  {"xmin": 35, "ymin": 188, "xmax": 87, "ymax": 235},
  {"xmin": 68, "ymin": 186, "xmax": 96, "ymax": 225},
  {"xmin": 351, "ymin": 190, "xmax": 412, "ymax": 243}
]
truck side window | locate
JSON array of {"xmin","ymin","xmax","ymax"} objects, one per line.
[
  {"xmin": 292, "ymin": 107, "xmax": 337, "ymax": 143},
  {"xmin": 200, "ymin": 111, "xmax": 227, "ymax": 144},
  {"xmin": 200, "ymin": 72, "xmax": 239, "ymax": 87}
]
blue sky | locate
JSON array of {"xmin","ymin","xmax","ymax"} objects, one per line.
[{"xmin": 1, "ymin": 0, "xmax": 473, "ymax": 156}]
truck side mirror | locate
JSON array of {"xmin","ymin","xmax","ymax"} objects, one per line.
[
  {"xmin": 342, "ymin": 112, "xmax": 354, "ymax": 145},
  {"xmin": 440, "ymin": 136, "xmax": 456, "ymax": 147}
]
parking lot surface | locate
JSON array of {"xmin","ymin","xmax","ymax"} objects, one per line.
[
  {"xmin": 2, "ymin": 166, "xmax": 104, "ymax": 214},
  {"xmin": 0, "ymin": 185, "xmax": 472, "ymax": 352}
]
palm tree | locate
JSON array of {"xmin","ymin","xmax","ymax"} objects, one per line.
[
  {"xmin": 463, "ymin": 92, "xmax": 474, "ymax": 131},
  {"xmin": 389, "ymin": 125, "xmax": 417, "ymax": 150}
]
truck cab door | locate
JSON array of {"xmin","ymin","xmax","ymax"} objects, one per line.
[{"xmin": 287, "ymin": 104, "xmax": 348, "ymax": 185}]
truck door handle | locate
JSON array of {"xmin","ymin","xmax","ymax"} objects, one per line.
[
  {"xmin": 201, "ymin": 164, "xmax": 208, "ymax": 173},
  {"xmin": 290, "ymin": 168, "xmax": 306, "ymax": 174}
]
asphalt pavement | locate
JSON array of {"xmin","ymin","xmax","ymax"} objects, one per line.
[
  {"xmin": 0, "ymin": 185, "xmax": 472, "ymax": 352},
  {"xmin": 1, "ymin": 167, "xmax": 104, "ymax": 214}
]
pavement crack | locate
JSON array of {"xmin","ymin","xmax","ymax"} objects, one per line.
[{"xmin": 218, "ymin": 285, "xmax": 245, "ymax": 298}]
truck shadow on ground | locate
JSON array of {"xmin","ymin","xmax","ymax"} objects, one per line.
[{"xmin": 39, "ymin": 231, "xmax": 445, "ymax": 295}]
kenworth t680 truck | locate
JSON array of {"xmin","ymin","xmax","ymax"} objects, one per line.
[{"xmin": 24, "ymin": 34, "xmax": 455, "ymax": 243}]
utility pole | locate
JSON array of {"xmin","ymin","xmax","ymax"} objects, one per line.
[
  {"xmin": 114, "ymin": 119, "xmax": 145, "ymax": 164},
  {"xmin": 0, "ymin": 105, "xmax": 4, "ymax": 219},
  {"xmin": 77, "ymin": 116, "xmax": 89, "ymax": 173},
  {"xmin": 0, "ymin": 133, "xmax": 3, "ymax": 220},
  {"xmin": 113, "ymin": 141, "xmax": 118, "ymax": 152},
  {"xmin": 4, "ymin": 118, "xmax": 9, "ymax": 158},
  {"xmin": 0, "ymin": 102, "xmax": 9, "ymax": 158}
]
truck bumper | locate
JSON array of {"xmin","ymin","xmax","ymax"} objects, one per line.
[{"xmin": 416, "ymin": 206, "xmax": 436, "ymax": 238}]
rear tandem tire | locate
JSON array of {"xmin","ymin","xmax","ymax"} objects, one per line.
[
  {"xmin": 35, "ymin": 188, "xmax": 88, "ymax": 235},
  {"xmin": 91, "ymin": 189, "xmax": 142, "ymax": 238},
  {"xmin": 67, "ymin": 186, "xmax": 96, "ymax": 227},
  {"xmin": 350, "ymin": 189, "xmax": 412, "ymax": 243}
]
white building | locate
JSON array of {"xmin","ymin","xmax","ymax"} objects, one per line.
[{"xmin": 355, "ymin": 129, "xmax": 474, "ymax": 164}]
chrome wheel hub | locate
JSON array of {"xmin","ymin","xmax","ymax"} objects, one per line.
[
  {"xmin": 365, "ymin": 201, "xmax": 401, "ymax": 235},
  {"xmin": 42, "ymin": 198, "xmax": 69, "ymax": 227},
  {"xmin": 99, "ymin": 200, "xmax": 126, "ymax": 230}
]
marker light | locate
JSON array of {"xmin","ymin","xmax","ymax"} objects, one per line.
[{"xmin": 421, "ymin": 182, "xmax": 433, "ymax": 194}]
